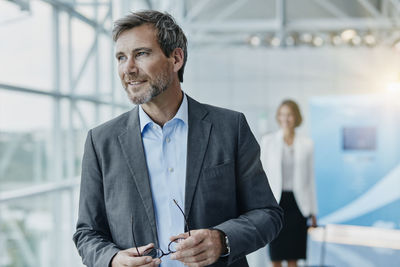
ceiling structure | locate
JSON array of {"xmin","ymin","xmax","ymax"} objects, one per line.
[
  {"xmin": 4, "ymin": 0, "xmax": 400, "ymax": 49},
  {"xmin": 126, "ymin": 0, "xmax": 400, "ymax": 49}
]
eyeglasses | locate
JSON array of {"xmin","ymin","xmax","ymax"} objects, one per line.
[{"xmin": 131, "ymin": 199, "xmax": 191, "ymax": 259}]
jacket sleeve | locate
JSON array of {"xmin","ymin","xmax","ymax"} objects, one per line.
[
  {"xmin": 213, "ymin": 113, "xmax": 283, "ymax": 265},
  {"xmin": 308, "ymin": 141, "xmax": 318, "ymax": 215},
  {"xmin": 72, "ymin": 130, "xmax": 120, "ymax": 267}
]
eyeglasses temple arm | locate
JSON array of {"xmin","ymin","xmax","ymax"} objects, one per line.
[
  {"xmin": 131, "ymin": 215, "xmax": 141, "ymax": 255},
  {"xmin": 173, "ymin": 199, "xmax": 191, "ymax": 236}
]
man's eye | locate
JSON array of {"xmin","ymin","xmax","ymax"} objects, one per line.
[
  {"xmin": 117, "ymin": 55, "xmax": 127, "ymax": 61},
  {"xmin": 136, "ymin": 51, "xmax": 148, "ymax": 57}
]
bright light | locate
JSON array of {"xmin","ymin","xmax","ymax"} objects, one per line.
[
  {"xmin": 250, "ymin": 37, "xmax": 261, "ymax": 46},
  {"xmin": 332, "ymin": 35, "xmax": 342, "ymax": 46},
  {"xmin": 386, "ymin": 72, "xmax": 400, "ymax": 92},
  {"xmin": 300, "ymin": 33, "xmax": 313, "ymax": 43},
  {"xmin": 270, "ymin": 37, "xmax": 281, "ymax": 47},
  {"xmin": 351, "ymin": 35, "xmax": 362, "ymax": 46},
  {"xmin": 285, "ymin": 35, "xmax": 295, "ymax": 46},
  {"xmin": 341, "ymin": 29, "xmax": 357, "ymax": 42},
  {"xmin": 248, "ymin": 35, "xmax": 261, "ymax": 46},
  {"xmin": 313, "ymin": 36, "xmax": 324, "ymax": 47},
  {"xmin": 364, "ymin": 34, "xmax": 376, "ymax": 46},
  {"xmin": 394, "ymin": 40, "xmax": 400, "ymax": 52},
  {"xmin": 387, "ymin": 82, "xmax": 400, "ymax": 93}
]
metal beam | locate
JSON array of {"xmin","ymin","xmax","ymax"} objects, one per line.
[
  {"xmin": 186, "ymin": 17, "xmax": 399, "ymax": 32},
  {"xmin": 185, "ymin": 0, "xmax": 214, "ymax": 22},
  {"xmin": 0, "ymin": 212, "xmax": 38, "ymax": 267},
  {"xmin": 144, "ymin": 0, "xmax": 153, "ymax": 9},
  {"xmin": 51, "ymin": 5, "xmax": 62, "ymax": 192},
  {"xmin": 72, "ymin": 102, "xmax": 89, "ymax": 129},
  {"xmin": 287, "ymin": 18, "xmax": 394, "ymax": 31},
  {"xmin": 94, "ymin": 0, "xmax": 100, "ymax": 124},
  {"xmin": 6, "ymin": 0, "xmax": 30, "ymax": 11},
  {"xmin": 108, "ymin": 2, "xmax": 117, "ymax": 117},
  {"xmin": 181, "ymin": 0, "xmax": 188, "ymax": 18},
  {"xmin": 389, "ymin": 0, "xmax": 400, "ymax": 14},
  {"xmin": 40, "ymin": 0, "xmax": 110, "ymax": 34},
  {"xmin": 312, "ymin": 0, "xmax": 349, "ymax": 18},
  {"xmin": 72, "ymin": 1, "xmax": 110, "ymax": 6},
  {"xmin": 0, "ymin": 178, "xmax": 80, "ymax": 203},
  {"xmin": 71, "ymin": 7, "xmax": 111, "ymax": 91},
  {"xmin": 0, "ymin": 83, "xmax": 130, "ymax": 109},
  {"xmin": 381, "ymin": 0, "xmax": 389, "ymax": 16},
  {"xmin": 276, "ymin": 0, "xmax": 286, "ymax": 47},
  {"xmin": 67, "ymin": 7, "xmax": 75, "ymax": 186},
  {"xmin": 71, "ymin": 39, "xmax": 97, "ymax": 91},
  {"xmin": 0, "ymin": 134, "xmax": 23, "ymax": 178},
  {"xmin": 190, "ymin": 33, "xmax": 251, "ymax": 45},
  {"xmin": 186, "ymin": 19, "xmax": 280, "ymax": 32},
  {"xmin": 213, "ymin": 0, "xmax": 248, "ymax": 21},
  {"xmin": 357, "ymin": 0, "xmax": 382, "ymax": 18}
]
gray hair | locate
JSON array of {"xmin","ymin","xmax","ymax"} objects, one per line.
[{"xmin": 112, "ymin": 10, "xmax": 188, "ymax": 82}]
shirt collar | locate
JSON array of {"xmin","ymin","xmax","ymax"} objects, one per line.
[{"xmin": 139, "ymin": 92, "xmax": 188, "ymax": 133}]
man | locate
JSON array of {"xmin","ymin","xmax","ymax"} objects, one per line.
[{"xmin": 73, "ymin": 10, "xmax": 283, "ymax": 267}]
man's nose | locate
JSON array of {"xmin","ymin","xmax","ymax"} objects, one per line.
[{"xmin": 123, "ymin": 57, "xmax": 138, "ymax": 74}]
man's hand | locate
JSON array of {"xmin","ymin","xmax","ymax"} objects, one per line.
[
  {"xmin": 170, "ymin": 229, "xmax": 224, "ymax": 267},
  {"xmin": 111, "ymin": 243, "xmax": 161, "ymax": 267}
]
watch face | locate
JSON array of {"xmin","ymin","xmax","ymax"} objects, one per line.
[{"xmin": 224, "ymin": 235, "xmax": 230, "ymax": 254}]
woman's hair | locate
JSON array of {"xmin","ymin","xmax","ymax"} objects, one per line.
[{"xmin": 276, "ymin": 99, "xmax": 303, "ymax": 127}]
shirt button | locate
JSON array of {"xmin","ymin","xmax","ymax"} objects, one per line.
[
  {"xmin": 166, "ymin": 137, "xmax": 171, "ymax": 143},
  {"xmin": 168, "ymin": 167, "xmax": 174, "ymax": 173}
]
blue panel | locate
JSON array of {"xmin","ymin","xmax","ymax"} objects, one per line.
[{"xmin": 310, "ymin": 95, "xmax": 400, "ymax": 229}]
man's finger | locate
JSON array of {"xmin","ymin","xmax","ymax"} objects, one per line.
[
  {"xmin": 175, "ymin": 233, "xmax": 205, "ymax": 251},
  {"xmin": 125, "ymin": 255, "xmax": 157, "ymax": 266},
  {"xmin": 171, "ymin": 245, "xmax": 205, "ymax": 260},
  {"xmin": 138, "ymin": 243, "xmax": 155, "ymax": 254},
  {"xmin": 169, "ymin": 232, "xmax": 190, "ymax": 242},
  {"xmin": 171, "ymin": 238, "xmax": 208, "ymax": 260},
  {"xmin": 184, "ymin": 258, "xmax": 212, "ymax": 267},
  {"xmin": 124, "ymin": 243, "xmax": 154, "ymax": 256},
  {"xmin": 178, "ymin": 249, "xmax": 209, "ymax": 263}
]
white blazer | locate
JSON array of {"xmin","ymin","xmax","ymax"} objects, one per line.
[{"xmin": 261, "ymin": 130, "xmax": 318, "ymax": 217}]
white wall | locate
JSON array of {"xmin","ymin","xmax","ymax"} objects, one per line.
[{"xmin": 183, "ymin": 46, "xmax": 400, "ymax": 140}]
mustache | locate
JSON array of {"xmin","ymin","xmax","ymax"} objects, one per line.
[{"xmin": 124, "ymin": 73, "xmax": 148, "ymax": 81}]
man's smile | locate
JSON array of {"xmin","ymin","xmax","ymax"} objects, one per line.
[{"xmin": 126, "ymin": 80, "xmax": 147, "ymax": 87}]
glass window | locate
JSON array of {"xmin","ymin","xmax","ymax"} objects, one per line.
[
  {"xmin": 0, "ymin": 1, "xmax": 53, "ymax": 91},
  {"xmin": 0, "ymin": 1, "xmax": 119, "ymax": 266}
]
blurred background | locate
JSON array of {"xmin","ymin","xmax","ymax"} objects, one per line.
[{"xmin": 0, "ymin": 0, "xmax": 400, "ymax": 266}]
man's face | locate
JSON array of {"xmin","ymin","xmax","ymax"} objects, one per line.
[{"xmin": 115, "ymin": 24, "xmax": 175, "ymax": 105}]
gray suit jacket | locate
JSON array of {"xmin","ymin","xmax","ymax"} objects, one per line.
[{"xmin": 73, "ymin": 96, "xmax": 283, "ymax": 267}]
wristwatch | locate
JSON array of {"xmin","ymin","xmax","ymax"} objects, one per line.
[{"xmin": 220, "ymin": 231, "xmax": 230, "ymax": 257}]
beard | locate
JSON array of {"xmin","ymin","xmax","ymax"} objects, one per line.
[{"xmin": 124, "ymin": 70, "xmax": 172, "ymax": 105}]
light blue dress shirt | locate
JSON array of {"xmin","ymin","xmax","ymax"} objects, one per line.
[{"xmin": 139, "ymin": 94, "xmax": 188, "ymax": 267}]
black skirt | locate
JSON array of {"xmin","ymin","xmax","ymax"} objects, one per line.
[{"xmin": 269, "ymin": 191, "xmax": 308, "ymax": 261}]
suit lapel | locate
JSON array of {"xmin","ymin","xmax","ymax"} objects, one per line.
[
  {"xmin": 118, "ymin": 107, "xmax": 158, "ymax": 244},
  {"xmin": 185, "ymin": 97, "xmax": 211, "ymax": 217}
]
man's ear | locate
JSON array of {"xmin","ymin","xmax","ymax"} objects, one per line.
[{"xmin": 171, "ymin": 48, "xmax": 184, "ymax": 73}]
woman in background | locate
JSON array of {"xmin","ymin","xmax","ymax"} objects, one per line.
[{"xmin": 261, "ymin": 99, "xmax": 318, "ymax": 267}]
